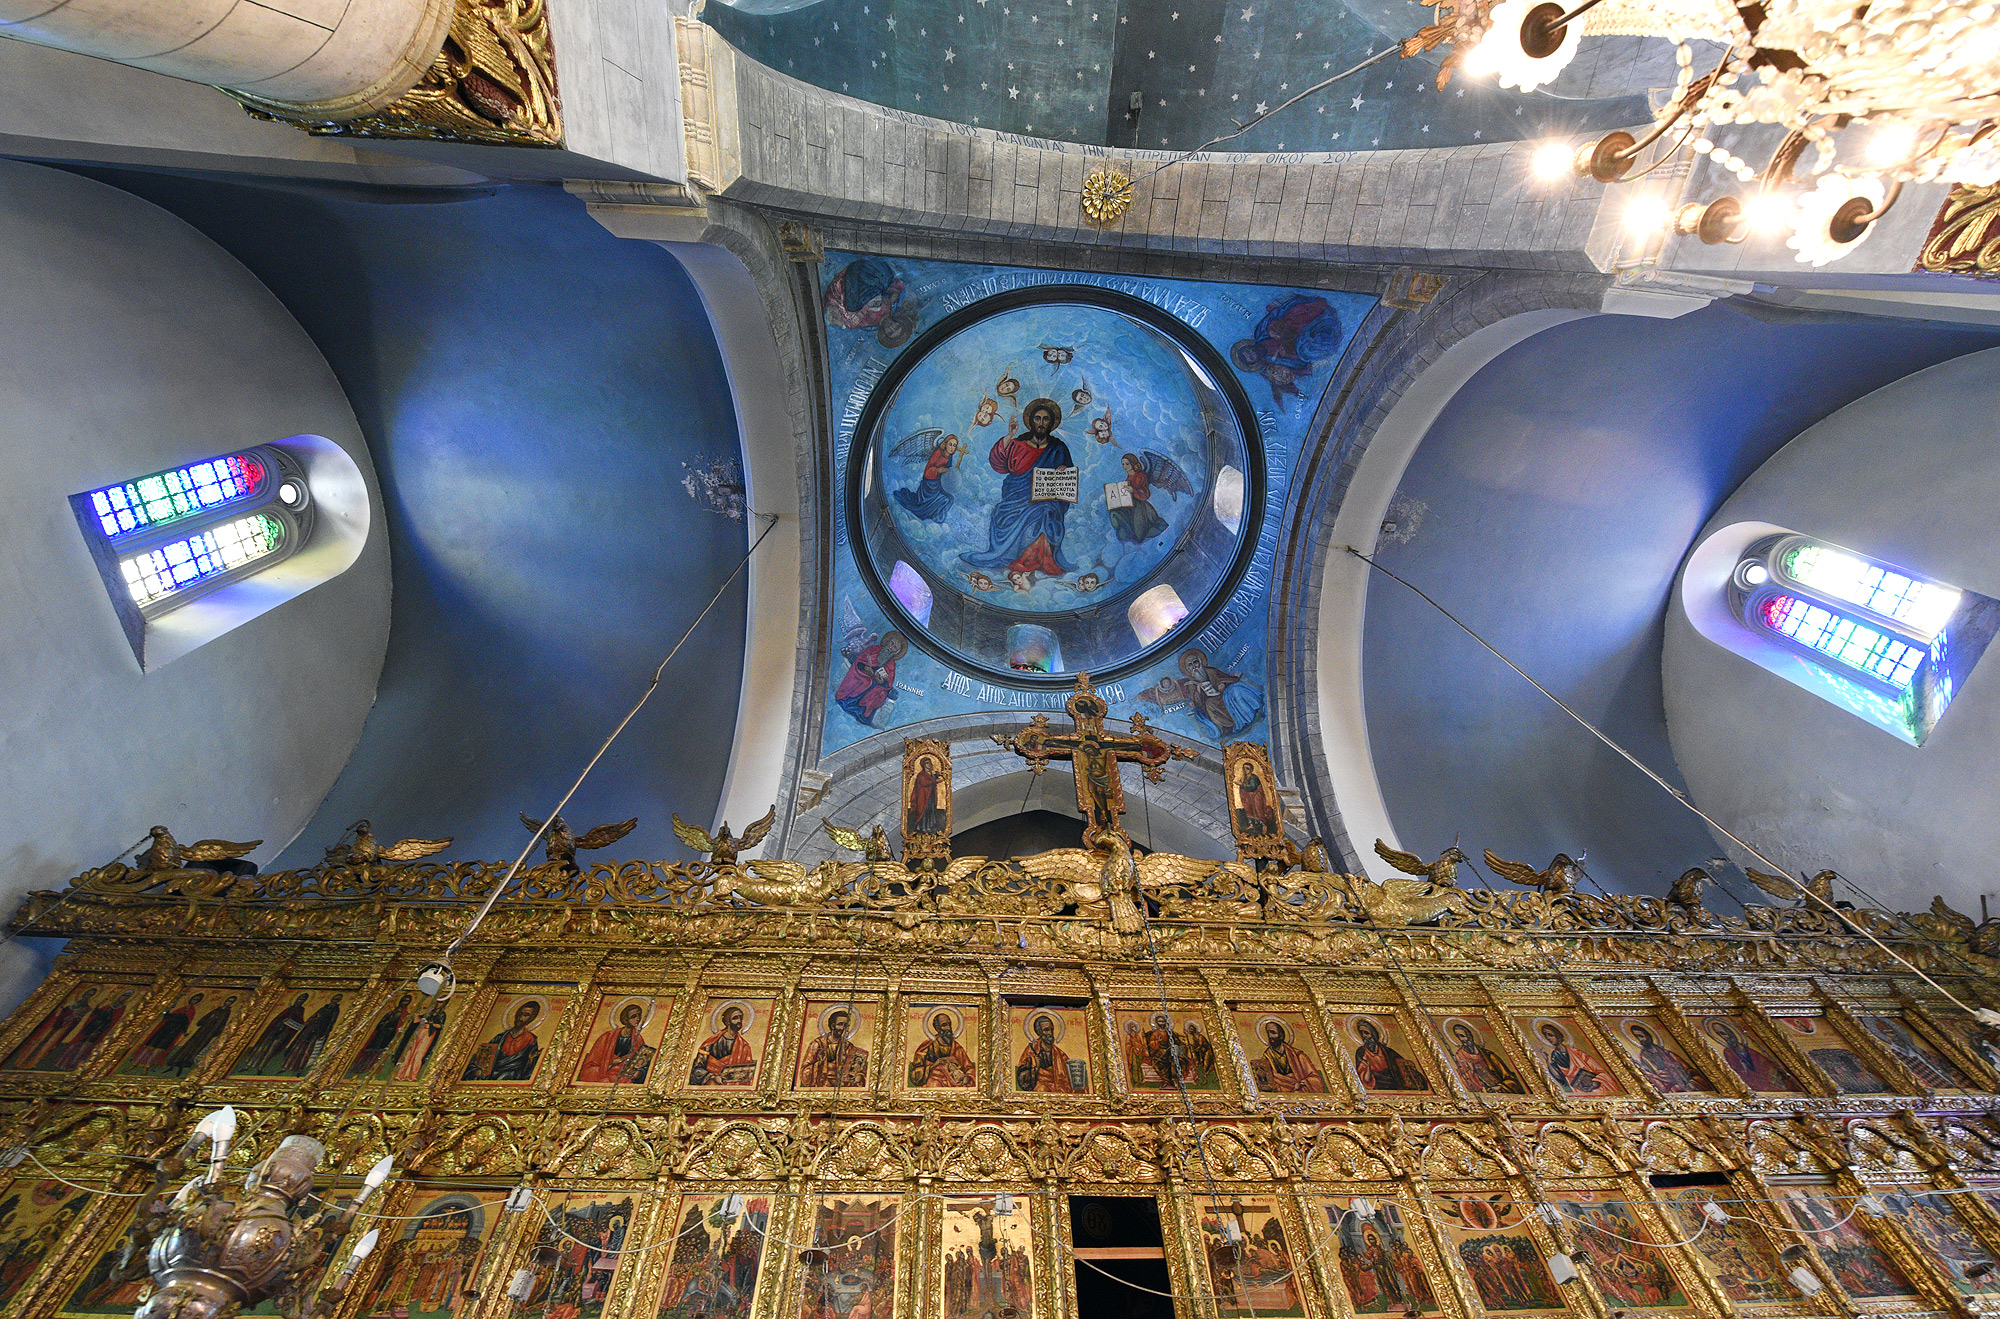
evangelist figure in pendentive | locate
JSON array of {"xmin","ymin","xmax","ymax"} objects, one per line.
[{"xmin": 963, "ymin": 397, "xmax": 1075, "ymax": 581}]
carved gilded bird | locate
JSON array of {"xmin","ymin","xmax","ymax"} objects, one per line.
[
  {"xmin": 332, "ymin": 820, "xmax": 453, "ymax": 865},
  {"xmin": 1374, "ymin": 840, "xmax": 1468, "ymax": 887},
  {"xmin": 135, "ymin": 826, "xmax": 260, "ymax": 875},
  {"xmin": 672, "ymin": 806, "xmax": 775, "ymax": 867},
  {"xmin": 521, "ymin": 814, "xmax": 638, "ymax": 875},
  {"xmin": 1482, "ymin": 850, "xmax": 1582, "ymax": 897},
  {"xmin": 1666, "ymin": 868, "xmax": 1710, "ymax": 911},
  {"xmin": 1743, "ymin": 867, "xmax": 1839, "ymax": 906},
  {"xmin": 1094, "ymin": 832, "xmax": 1146, "ymax": 936},
  {"xmin": 824, "ymin": 821, "xmax": 895, "ymax": 862}
]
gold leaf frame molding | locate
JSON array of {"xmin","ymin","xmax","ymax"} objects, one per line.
[{"xmin": 237, "ymin": 0, "xmax": 562, "ymax": 147}]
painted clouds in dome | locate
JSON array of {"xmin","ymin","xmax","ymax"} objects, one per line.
[{"xmin": 873, "ymin": 304, "xmax": 1210, "ymax": 613}]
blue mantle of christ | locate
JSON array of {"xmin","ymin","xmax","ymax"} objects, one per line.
[{"xmin": 962, "ymin": 434, "xmax": 1077, "ymax": 574}]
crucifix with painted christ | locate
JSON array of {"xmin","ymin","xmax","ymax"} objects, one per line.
[{"xmin": 993, "ymin": 673, "xmax": 1196, "ymax": 842}]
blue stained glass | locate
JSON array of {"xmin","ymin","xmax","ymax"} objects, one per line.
[
  {"xmin": 1761, "ymin": 594, "xmax": 1923, "ymax": 690},
  {"xmin": 86, "ymin": 452, "xmax": 266, "ymax": 540},
  {"xmin": 119, "ymin": 513, "xmax": 285, "ymax": 607}
]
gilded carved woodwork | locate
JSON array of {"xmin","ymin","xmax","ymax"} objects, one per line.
[
  {"xmin": 1920, "ymin": 182, "xmax": 2000, "ymax": 276},
  {"xmin": 237, "ymin": 0, "xmax": 562, "ymax": 146},
  {"xmin": 3, "ymin": 838, "xmax": 2000, "ymax": 1319}
]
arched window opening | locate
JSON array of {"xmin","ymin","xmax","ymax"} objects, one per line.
[
  {"xmin": 1705, "ymin": 529, "xmax": 2000, "ymax": 746},
  {"xmin": 72, "ymin": 443, "xmax": 324, "ymax": 667}
]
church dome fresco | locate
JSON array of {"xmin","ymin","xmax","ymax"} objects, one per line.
[{"xmin": 849, "ymin": 288, "xmax": 1262, "ymax": 685}]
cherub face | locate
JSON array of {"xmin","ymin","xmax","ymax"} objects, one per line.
[
  {"xmin": 975, "ymin": 398, "xmax": 999, "ymax": 425},
  {"xmin": 1007, "ymin": 571, "xmax": 1031, "ymax": 592},
  {"xmin": 1076, "ymin": 573, "xmax": 1101, "ymax": 591},
  {"xmin": 969, "ymin": 572, "xmax": 996, "ymax": 591}
]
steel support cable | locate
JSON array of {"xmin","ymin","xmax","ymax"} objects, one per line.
[
  {"xmin": 1346, "ymin": 547, "xmax": 1986, "ymax": 1020},
  {"xmin": 442, "ymin": 512, "xmax": 781, "ymax": 963}
]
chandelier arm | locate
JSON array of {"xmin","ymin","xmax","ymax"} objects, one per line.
[
  {"xmin": 1545, "ymin": 0, "xmax": 1610, "ymax": 33},
  {"xmin": 1613, "ymin": 116, "xmax": 1701, "ymax": 182},
  {"xmin": 1613, "ymin": 57, "xmax": 1729, "ymax": 163},
  {"xmin": 1852, "ymin": 178, "xmax": 1905, "ymax": 224}
]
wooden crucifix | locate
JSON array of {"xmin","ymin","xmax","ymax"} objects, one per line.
[{"xmin": 993, "ymin": 673, "xmax": 1196, "ymax": 843}]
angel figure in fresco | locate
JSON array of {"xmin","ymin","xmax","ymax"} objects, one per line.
[
  {"xmin": 1108, "ymin": 450, "xmax": 1194, "ymax": 544},
  {"xmin": 1351, "ymin": 1017, "xmax": 1430, "ymax": 1092},
  {"xmin": 1231, "ymin": 293, "xmax": 1342, "ymax": 402},
  {"xmin": 1444, "ymin": 1020, "xmax": 1527, "ymax": 1094},
  {"xmin": 1016, "ymin": 1012, "xmax": 1078, "ymax": 1092},
  {"xmin": 1249, "ymin": 1020, "xmax": 1327, "ymax": 1093},
  {"xmin": 907, "ymin": 1011, "xmax": 976, "ymax": 1088},
  {"xmin": 962, "ymin": 398, "xmax": 1075, "ymax": 581},
  {"xmin": 578, "ymin": 1001, "xmax": 656, "ymax": 1084},
  {"xmin": 1135, "ymin": 648, "xmax": 1265, "ymax": 741},
  {"xmin": 891, "ymin": 430, "xmax": 963, "ymax": 524},
  {"xmin": 1534, "ymin": 1021, "xmax": 1612, "ymax": 1095}
]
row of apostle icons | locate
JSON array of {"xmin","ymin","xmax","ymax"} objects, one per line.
[
  {"xmin": 21, "ymin": 1170, "xmax": 2000, "ymax": 1319},
  {"xmin": 2, "ymin": 974, "xmax": 1989, "ymax": 1102}
]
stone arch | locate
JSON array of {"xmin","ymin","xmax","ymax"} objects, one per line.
[{"xmin": 1267, "ymin": 272, "xmax": 1614, "ymax": 873}]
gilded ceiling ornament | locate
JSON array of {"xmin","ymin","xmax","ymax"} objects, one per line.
[
  {"xmin": 1921, "ymin": 184, "xmax": 2000, "ymax": 276},
  {"xmin": 237, "ymin": 0, "xmax": 563, "ymax": 146},
  {"xmin": 1080, "ymin": 167, "xmax": 1135, "ymax": 225}
]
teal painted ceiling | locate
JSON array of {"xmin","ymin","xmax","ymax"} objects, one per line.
[{"xmin": 706, "ymin": 0, "xmax": 1650, "ymax": 152}]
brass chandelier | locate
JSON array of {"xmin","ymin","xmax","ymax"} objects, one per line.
[{"xmin": 1458, "ymin": 0, "xmax": 2000, "ymax": 262}]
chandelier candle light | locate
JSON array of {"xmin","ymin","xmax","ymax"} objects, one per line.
[
  {"xmin": 124, "ymin": 1110, "xmax": 394, "ymax": 1319},
  {"xmin": 1464, "ymin": 0, "xmax": 2000, "ymax": 262}
]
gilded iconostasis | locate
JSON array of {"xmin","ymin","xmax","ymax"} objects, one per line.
[{"xmin": 5, "ymin": 834, "xmax": 2000, "ymax": 1319}]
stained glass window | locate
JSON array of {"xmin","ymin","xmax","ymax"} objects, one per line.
[
  {"xmin": 1781, "ymin": 544, "xmax": 1961, "ymax": 637},
  {"xmin": 85, "ymin": 452, "xmax": 266, "ymax": 540},
  {"xmin": 1759, "ymin": 594, "xmax": 1924, "ymax": 690},
  {"xmin": 119, "ymin": 514, "xmax": 286, "ymax": 608}
]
